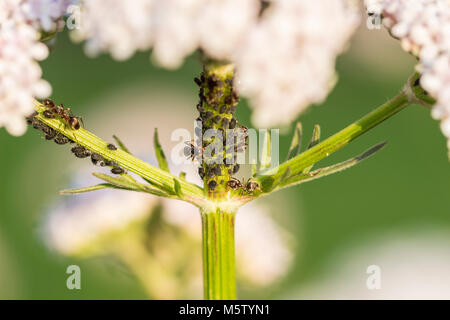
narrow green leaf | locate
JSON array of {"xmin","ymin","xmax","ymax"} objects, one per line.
[
  {"xmin": 154, "ymin": 128, "xmax": 170, "ymax": 172},
  {"xmin": 59, "ymin": 183, "xmax": 119, "ymax": 195},
  {"xmin": 174, "ymin": 178, "xmax": 183, "ymax": 198},
  {"xmin": 265, "ymin": 167, "xmax": 292, "ymax": 193},
  {"xmin": 179, "ymin": 172, "xmax": 186, "ymax": 180},
  {"xmin": 279, "ymin": 167, "xmax": 292, "ymax": 184},
  {"xmin": 120, "ymin": 173, "xmax": 138, "ymax": 184},
  {"xmin": 93, "ymin": 172, "xmax": 141, "ymax": 190},
  {"xmin": 355, "ymin": 141, "xmax": 387, "ymax": 160},
  {"xmin": 259, "ymin": 175, "xmax": 276, "ymax": 193},
  {"xmin": 112, "ymin": 134, "xmax": 132, "ymax": 154},
  {"xmin": 307, "ymin": 124, "xmax": 321, "ymax": 149},
  {"xmin": 303, "ymin": 124, "xmax": 321, "ymax": 173},
  {"xmin": 286, "ymin": 122, "xmax": 303, "ymax": 160},
  {"xmin": 93, "ymin": 172, "xmax": 170, "ymax": 197},
  {"xmin": 259, "ymin": 130, "xmax": 271, "ymax": 172},
  {"xmin": 279, "ymin": 141, "xmax": 387, "ymax": 189}
]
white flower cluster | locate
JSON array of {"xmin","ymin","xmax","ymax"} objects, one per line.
[
  {"xmin": 236, "ymin": 0, "xmax": 360, "ymax": 127},
  {"xmin": 0, "ymin": 0, "xmax": 71, "ymax": 136},
  {"xmin": 75, "ymin": 0, "xmax": 259, "ymax": 66},
  {"xmin": 366, "ymin": 0, "xmax": 450, "ymax": 153},
  {"xmin": 75, "ymin": 0, "xmax": 359, "ymax": 127}
]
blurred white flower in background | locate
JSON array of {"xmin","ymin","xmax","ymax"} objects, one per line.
[
  {"xmin": 236, "ymin": 0, "xmax": 360, "ymax": 127},
  {"xmin": 291, "ymin": 230, "xmax": 450, "ymax": 299},
  {"xmin": 44, "ymin": 190, "xmax": 158, "ymax": 255},
  {"xmin": 0, "ymin": 0, "xmax": 71, "ymax": 136},
  {"xmin": 44, "ymin": 179, "xmax": 293, "ymax": 297},
  {"xmin": 235, "ymin": 202, "xmax": 293, "ymax": 286},
  {"xmin": 365, "ymin": 0, "xmax": 450, "ymax": 154},
  {"xmin": 74, "ymin": 0, "xmax": 359, "ymax": 127},
  {"xmin": 75, "ymin": 0, "xmax": 154, "ymax": 61},
  {"xmin": 74, "ymin": 0, "xmax": 260, "ymax": 66}
]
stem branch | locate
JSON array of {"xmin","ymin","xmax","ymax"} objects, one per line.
[
  {"xmin": 256, "ymin": 90, "xmax": 410, "ymax": 189},
  {"xmin": 33, "ymin": 102, "xmax": 204, "ymax": 204}
]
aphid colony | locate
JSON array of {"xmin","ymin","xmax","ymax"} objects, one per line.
[
  {"xmin": 26, "ymin": 99, "xmax": 126, "ymax": 175},
  {"xmin": 188, "ymin": 70, "xmax": 260, "ymax": 194}
]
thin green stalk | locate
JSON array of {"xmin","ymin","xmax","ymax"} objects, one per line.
[
  {"xmin": 256, "ymin": 90, "xmax": 411, "ymax": 190},
  {"xmin": 201, "ymin": 207, "xmax": 236, "ymax": 300}
]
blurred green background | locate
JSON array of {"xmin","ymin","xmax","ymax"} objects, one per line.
[{"xmin": 0, "ymin": 25, "xmax": 449, "ymax": 299}]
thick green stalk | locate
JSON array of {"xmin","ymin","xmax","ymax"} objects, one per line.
[
  {"xmin": 33, "ymin": 102, "xmax": 204, "ymax": 204},
  {"xmin": 197, "ymin": 61, "xmax": 238, "ymax": 198},
  {"xmin": 201, "ymin": 207, "xmax": 236, "ymax": 300}
]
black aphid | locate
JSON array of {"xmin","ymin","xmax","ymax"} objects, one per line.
[
  {"xmin": 222, "ymin": 118, "xmax": 229, "ymax": 128},
  {"xmin": 197, "ymin": 104, "xmax": 204, "ymax": 113},
  {"xmin": 71, "ymin": 145, "xmax": 91, "ymax": 158},
  {"xmin": 54, "ymin": 133, "xmax": 71, "ymax": 145},
  {"xmin": 91, "ymin": 153, "xmax": 104, "ymax": 165},
  {"xmin": 194, "ymin": 77, "xmax": 202, "ymax": 86},
  {"xmin": 198, "ymin": 167, "xmax": 205, "ymax": 179},
  {"xmin": 208, "ymin": 180, "xmax": 217, "ymax": 190},
  {"xmin": 105, "ymin": 160, "xmax": 118, "ymax": 167},
  {"xmin": 220, "ymin": 105, "xmax": 228, "ymax": 114},
  {"xmin": 204, "ymin": 111, "xmax": 213, "ymax": 119},
  {"xmin": 229, "ymin": 118, "xmax": 237, "ymax": 129},
  {"xmin": 111, "ymin": 167, "xmax": 125, "ymax": 174},
  {"xmin": 213, "ymin": 166, "xmax": 222, "ymax": 176}
]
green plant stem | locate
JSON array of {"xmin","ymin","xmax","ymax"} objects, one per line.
[
  {"xmin": 256, "ymin": 90, "xmax": 411, "ymax": 189},
  {"xmin": 201, "ymin": 207, "xmax": 236, "ymax": 300}
]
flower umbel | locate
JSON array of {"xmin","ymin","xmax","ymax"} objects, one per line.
[
  {"xmin": 0, "ymin": 0, "xmax": 71, "ymax": 136},
  {"xmin": 74, "ymin": 0, "xmax": 359, "ymax": 127},
  {"xmin": 365, "ymin": 0, "xmax": 450, "ymax": 155}
]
